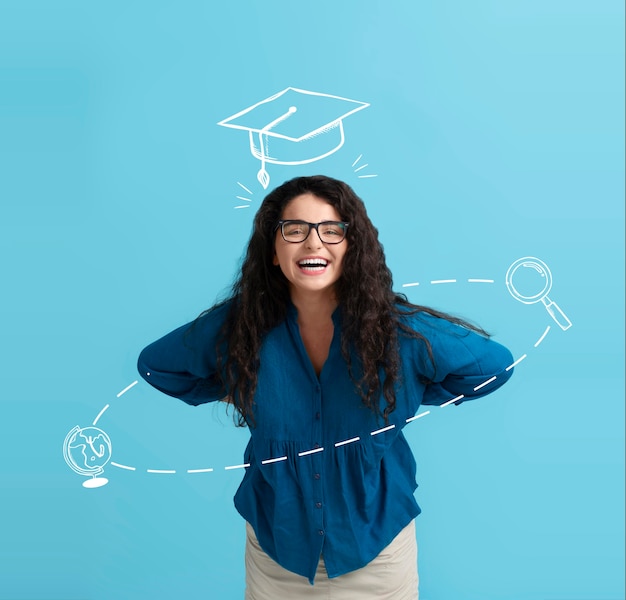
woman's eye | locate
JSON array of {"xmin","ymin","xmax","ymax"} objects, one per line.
[
  {"xmin": 285, "ymin": 227, "xmax": 304, "ymax": 235},
  {"xmin": 322, "ymin": 226, "xmax": 341, "ymax": 236}
]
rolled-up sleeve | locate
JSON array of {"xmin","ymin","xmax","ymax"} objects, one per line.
[{"xmin": 137, "ymin": 303, "xmax": 230, "ymax": 406}]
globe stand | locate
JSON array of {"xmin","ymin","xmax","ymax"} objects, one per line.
[{"xmin": 83, "ymin": 476, "xmax": 109, "ymax": 489}]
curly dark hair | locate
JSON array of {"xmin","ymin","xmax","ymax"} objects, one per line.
[{"xmin": 211, "ymin": 175, "xmax": 486, "ymax": 427}]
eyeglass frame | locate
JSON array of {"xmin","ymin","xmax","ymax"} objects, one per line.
[{"xmin": 274, "ymin": 220, "xmax": 350, "ymax": 244}]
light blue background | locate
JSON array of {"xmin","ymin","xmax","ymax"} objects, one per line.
[{"xmin": 1, "ymin": 1, "xmax": 624, "ymax": 599}]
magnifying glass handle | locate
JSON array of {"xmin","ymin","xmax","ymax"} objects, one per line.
[{"xmin": 541, "ymin": 296, "xmax": 572, "ymax": 331}]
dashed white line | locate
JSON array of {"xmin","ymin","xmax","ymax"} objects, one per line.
[
  {"xmin": 95, "ymin": 275, "xmax": 556, "ymax": 481},
  {"xmin": 236, "ymin": 196, "xmax": 252, "ymax": 202},
  {"xmin": 352, "ymin": 154, "xmax": 363, "ymax": 167},
  {"xmin": 334, "ymin": 436, "xmax": 360, "ymax": 447},
  {"xmin": 506, "ymin": 354, "xmax": 527, "ymax": 371},
  {"xmin": 441, "ymin": 394, "xmax": 465, "ymax": 407},
  {"xmin": 92, "ymin": 404, "xmax": 109, "ymax": 426},
  {"xmin": 225, "ymin": 463, "xmax": 250, "ymax": 470},
  {"xmin": 117, "ymin": 380, "xmax": 138, "ymax": 398},
  {"xmin": 261, "ymin": 456, "xmax": 288, "ymax": 465},
  {"xmin": 474, "ymin": 376, "xmax": 497, "ymax": 391},
  {"xmin": 354, "ymin": 163, "xmax": 369, "ymax": 173},
  {"xmin": 111, "ymin": 462, "xmax": 136, "ymax": 471},
  {"xmin": 371, "ymin": 425, "xmax": 396, "ymax": 436},
  {"xmin": 358, "ymin": 174, "xmax": 378, "ymax": 178},
  {"xmin": 406, "ymin": 410, "xmax": 430, "ymax": 423},
  {"xmin": 234, "ymin": 205, "xmax": 250, "ymax": 210},
  {"xmin": 534, "ymin": 326, "xmax": 551, "ymax": 347},
  {"xmin": 298, "ymin": 447, "xmax": 325, "ymax": 457}
]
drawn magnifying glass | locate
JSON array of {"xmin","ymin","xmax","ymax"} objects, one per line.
[{"xmin": 505, "ymin": 257, "xmax": 572, "ymax": 331}]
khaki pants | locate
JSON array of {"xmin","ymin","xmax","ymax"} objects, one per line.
[{"xmin": 244, "ymin": 521, "xmax": 419, "ymax": 599}]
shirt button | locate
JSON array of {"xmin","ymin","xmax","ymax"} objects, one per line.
[
  {"xmin": 314, "ymin": 473, "xmax": 320, "ymax": 480},
  {"xmin": 315, "ymin": 502, "xmax": 322, "ymax": 509},
  {"xmin": 318, "ymin": 530, "xmax": 325, "ymax": 536},
  {"xmin": 315, "ymin": 412, "xmax": 321, "ymax": 420},
  {"xmin": 313, "ymin": 443, "xmax": 320, "ymax": 449}
]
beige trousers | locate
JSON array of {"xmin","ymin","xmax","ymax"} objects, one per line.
[{"xmin": 244, "ymin": 521, "xmax": 419, "ymax": 599}]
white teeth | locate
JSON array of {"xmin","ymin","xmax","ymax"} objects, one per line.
[{"xmin": 298, "ymin": 258, "xmax": 328, "ymax": 267}]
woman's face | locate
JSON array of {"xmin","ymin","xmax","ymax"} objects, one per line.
[{"xmin": 273, "ymin": 193, "xmax": 348, "ymax": 300}]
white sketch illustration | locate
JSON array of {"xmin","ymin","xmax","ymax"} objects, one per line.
[
  {"xmin": 218, "ymin": 88, "xmax": 369, "ymax": 189},
  {"xmin": 234, "ymin": 181, "xmax": 254, "ymax": 210},
  {"xmin": 505, "ymin": 257, "xmax": 572, "ymax": 330},
  {"xmin": 63, "ymin": 425, "xmax": 112, "ymax": 488},
  {"xmin": 352, "ymin": 154, "xmax": 377, "ymax": 179},
  {"xmin": 63, "ymin": 272, "xmax": 558, "ymax": 482}
]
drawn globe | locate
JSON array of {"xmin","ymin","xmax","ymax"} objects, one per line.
[{"xmin": 63, "ymin": 425, "xmax": 112, "ymax": 488}]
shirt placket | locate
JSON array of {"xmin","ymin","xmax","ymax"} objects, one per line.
[{"xmin": 310, "ymin": 382, "xmax": 325, "ymax": 543}]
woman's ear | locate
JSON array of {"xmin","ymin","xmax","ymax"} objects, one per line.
[{"xmin": 272, "ymin": 253, "xmax": 279, "ymax": 266}]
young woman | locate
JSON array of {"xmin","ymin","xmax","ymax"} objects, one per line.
[{"xmin": 138, "ymin": 175, "xmax": 514, "ymax": 599}]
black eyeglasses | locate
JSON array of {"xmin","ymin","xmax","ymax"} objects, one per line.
[{"xmin": 275, "ymin": 220, "xmax": 350, "ymax": 244}]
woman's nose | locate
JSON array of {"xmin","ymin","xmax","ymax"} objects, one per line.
[{"xmin": 305, "ymin": 227, "xmax": 323, "ymax": 248}]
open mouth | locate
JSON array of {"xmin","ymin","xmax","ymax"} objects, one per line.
[{"xmin": 298, "ymin": 258, "xmax": 329, "ymax": 272}]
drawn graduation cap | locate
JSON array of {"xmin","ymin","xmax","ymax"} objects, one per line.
[{"xmin": 217, "ymin": 87, "xmax": 369, "ymax": 189}]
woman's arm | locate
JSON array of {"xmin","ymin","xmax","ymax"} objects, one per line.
[
  {"xmin": 411, "ymin": 313, "xmax": 515, "ymax": 406},
  {"xmin": 137, "ymin": 303, "xmax": 230, "ymax": 406}
]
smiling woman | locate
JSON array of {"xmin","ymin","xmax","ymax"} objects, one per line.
[
  {"xmin": 137, "ymin": 175, "xmax": 515, "ymax": 599},
  {"xmin": 273, "ymin": 194, "xmax": 349, "ymax": 299}
]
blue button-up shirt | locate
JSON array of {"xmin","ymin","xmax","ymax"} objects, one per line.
[{"xmin": 138, "ymin": 301, "xmax": 514, "ymax": 584}]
